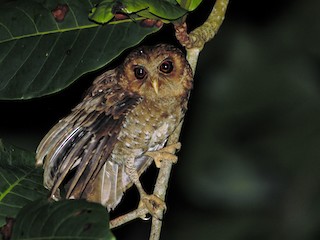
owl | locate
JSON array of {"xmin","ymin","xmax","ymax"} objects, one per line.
[{"xmin": 36, "ymin": 44, "xmax": 193, "ymax": 217}]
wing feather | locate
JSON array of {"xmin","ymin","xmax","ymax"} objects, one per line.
[
  {"xmin": 36, "ymin": 69, "xmax": 141, "ymax": 202},
  {"xmin": 67, "ymin": 136, "xmax": 108, "ymax": 198},
  {"xmin": 49, "ymin": 130, "xmax": 92, "ymax": 197}
]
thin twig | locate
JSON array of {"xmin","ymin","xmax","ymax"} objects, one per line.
[
  {"xmin": 149, "ymin": 122, "xmax": 183, "ymax": 240},
  {"xmin": 110, "ymin": 207, "xmax": 149, "ymax": 229}
]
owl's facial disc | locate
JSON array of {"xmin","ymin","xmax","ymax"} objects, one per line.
[{"xmin": 119, "ymin": 44, "xmax": 193, "ymax": 99}]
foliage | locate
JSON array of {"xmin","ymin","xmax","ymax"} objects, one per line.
[
  {"xmin": 11, "ymin": 199, "xmax": 115, "ymax": 240},
  {"xmin": 89, "ymin": 0, "xmax": 188, "ymax": 24},
  {"xmin": 0, "ymin": 0, "xmax": 159, "ymax": 100},
  {"xmin": 0, "ymin": 0, "xmax": 203, "ymax": 239},
  {"xmin": 0, "ymin": 139, "xmax": 47, "ymax": 227},
  {"xmin": 0, "ymin": 140, "xmax": 114, "ymax": 239},
  {"xmin": 176, "ymin": 0, "xmax": 202, "ymax": 11}
]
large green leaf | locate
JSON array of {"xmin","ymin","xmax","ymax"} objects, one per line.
[
  {"xmin": 176, "ymin": 0, "xmax": 203, "ymax": 11},
  {"xmin": 89, "ymin": 0, "xmax": 188, "ymax": 24},
  {"xmin": 0, "ymin": 140, "xmax": 47, "ymax": 227},
  {"xmin": 0, "ymin": 0, "xmax": 159, "ymax": 100},
  {"xmin": 11, "ymin": 199, "xmax": 114, "ymax": 240},
  {"xmin": 0, "ymin": 139, "xmax": 35, "ymax": 166}
]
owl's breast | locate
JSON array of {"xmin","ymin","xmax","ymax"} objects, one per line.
[
  {"xmin": 111, "ymin": 97, "xmax": 184, "ymax": 165},
  {"xmin": 97, "ymin": 97, "xmax": 186, "ymax": 209}
]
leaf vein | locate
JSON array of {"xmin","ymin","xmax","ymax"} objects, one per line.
[
  {"xmin": 0, "ymin": 24, "xmax": 99, "ymax": 44},
  {"xmin": 0, "ymin": 171, "xmax": 11, "ymax": 186},
  {"xmin": 9, "ymin": 191, "xmax": 33, "ymax": 201},
  {"xmin": 39, "ymin": 201, "xmax": 72, "ymax": 234},
  {"xmin": 6, "ymin": 36, "xmax": 42, "ymax": 89},
  {"xmin": 65, "ymin": 0, "xmax": 80, "ymax": 27},
  {"xmin": 20, "ymin": 177, "xmax": 43, "ymax": 186},
  {"xmin": 70, "ymin": 27, "xmax": 100, "ymax": 77},
  {"xmin": 0, "ymin": 22, "xmax": 13, "ymax": 38},
  {"xmin": 0, "ymin": 40, "xmax": 18, "ymax": 91},
  {"xmin": 0, "ymin": 200, "xmax": 23, "ymax": 208},
  {"xmin": 0, "ymin": 168, "xmax": 33, "ymax": 201},
  {"xmin": 15, "ymin": 7, "xmax": 39, "ymax": 33},
  {"xmin": 45, "ymin": 30, "xmax": 80, "ymax": 87},
  {"xmin": 97, "ymin": 25, "xmax": 115, "ymax": 62},
  {"xmin": 22, "ymin": 35, "xmax": 59, "ymax": 93}
]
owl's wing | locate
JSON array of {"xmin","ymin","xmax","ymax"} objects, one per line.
[{"xmin": 36, "ymin": 69, "xmax": 141, "ymax": 200}]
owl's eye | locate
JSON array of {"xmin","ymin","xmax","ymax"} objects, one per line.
[
  {"xmin": 134, "ymin": 66, "xmax": 147, "ymax": 79},
  {"xmin": 160, "ymin": 61, "xmax": 173, "ymax": 73}
]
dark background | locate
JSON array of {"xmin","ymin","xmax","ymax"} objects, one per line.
[{"xmin": 1, "ymin": 0, "xmax": 320, "ymax": 239}]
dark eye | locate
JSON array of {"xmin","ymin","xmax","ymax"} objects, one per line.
[
  {"xmin": 160, "ymin": 61, "xmax": 173, "ymax": 73},
  {"xmin": 134, "ymin": 66, "xmax": 147, "ymax": 79}
]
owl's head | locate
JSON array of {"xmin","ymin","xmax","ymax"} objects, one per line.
[{"xmin": 117, "ymin": 44, "xmax": 193, "ymax": 100}]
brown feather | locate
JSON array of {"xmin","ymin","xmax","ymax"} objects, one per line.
[{"xmin": 37, "ymin": 69, "xmax": 141, "ymax": 201}]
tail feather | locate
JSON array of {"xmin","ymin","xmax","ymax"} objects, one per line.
[{"xmin": 67, "ymin": 136, "xmax": 107, "ymax": 199}]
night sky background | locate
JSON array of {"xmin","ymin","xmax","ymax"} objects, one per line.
[{"xmin": 1, "ymin": 0, "xmax": 320, "ymax": 239}]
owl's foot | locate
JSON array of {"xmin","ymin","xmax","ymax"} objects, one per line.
[
  {"xmin": 139, "ymin": 193, "xmax": 167, "ymax": 220},
  {"xmin": 125, "ymin": 156, "xmax": 167, "ymax": 219},
  {"xmin": 145, "ymin": 142, "xmax": 181, "ymax": 168}
]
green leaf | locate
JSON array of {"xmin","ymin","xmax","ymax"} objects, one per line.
[
  {"xmin": 0, "ymin": 140, "xmax": 47, "ymax": 227},
  {"xmin": 176, "ymin": 0, "xmax": 203, "ymax": 11},
  {"xmin": 0, "ymin": 139, "xmax": 35, "ymax": 167},
  {"xmin": 0, "ymin": 0, "xmax": 159, "ymax": 100},
  {"xmin": 122, "ymin": 0, "xmax": 187, "ymax": 19},
  {"xmin": 89, "ymin": 0, "xmax": 187, "ymax": 24},
  {"xmin": 11, "ymin": 199, "xmax": 115, "ymax": 240},
  {"xmin": 89, "ymin": 0, "xmax": 115, "ymax": 24}
]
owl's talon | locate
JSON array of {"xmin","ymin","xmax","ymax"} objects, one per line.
[
  {"xmin": 145, "ymin": 152, "xmax": 177, "ymax": 168},
  {"xmin": 164, "ymin": 142, "xmax": 181, "ymax": 153},
  {"xmin": 145, "ymin": 142, "xmax": 181, "ymax": 168},
  {"xmin": 139, "ymin": 194, "xmax": 166, "ymax": 220},
  {"xmin": 139, "ymin": 212, "xmax": 151, "ymax": 221}
]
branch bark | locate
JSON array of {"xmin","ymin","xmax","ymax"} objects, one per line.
[
  {"xmin": 175, "ymin": 0, "xmax": 229, "ymax": 72},
  {"xmin": 150, "ymin": 0, "xmax": 229, "ymax": 239}
]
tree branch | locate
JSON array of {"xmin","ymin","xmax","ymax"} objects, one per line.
[
  {"xmin": 175, "ymin": 0, "xmax": 229, "ymax": 72},
  {"xmin": 110, "ymin": 207, "xmax": 149, "ymax": 229},
  {"xmin": 150, "ymin": 1, "xmax": 229, "ymax": 239}
]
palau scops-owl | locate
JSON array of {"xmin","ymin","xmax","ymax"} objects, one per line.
[{"xmin": 36, "ymin": 44, "xmax": 193, "ymax": 217}]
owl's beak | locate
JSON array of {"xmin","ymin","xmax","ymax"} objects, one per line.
[{"xmin": 151, "ymin": 79, "xmax": 159, "ymax": 95}]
